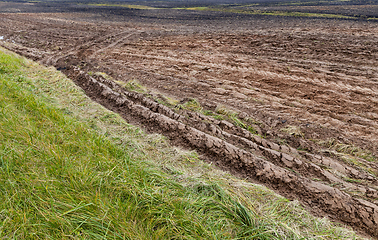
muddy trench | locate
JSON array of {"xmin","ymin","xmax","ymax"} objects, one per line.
[{"xmin": 53, "ymin": 65, "xmax": 377, "ymax": 238}]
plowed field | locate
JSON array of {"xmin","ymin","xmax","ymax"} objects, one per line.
[{"xmin": 1, "ymin": 2, "xmax": 378, "ymax": 238}]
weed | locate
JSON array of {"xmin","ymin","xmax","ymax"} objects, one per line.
[
  {"xmin": 213, "ymin": 114, "xmax": 225, "ymax": 121},
  {"xmin": 344, "ymin": 177, "xmax": 362, "ymax": 184},
  {"xmin": 215, "ymin": 104, "xmax": 235, "ymax": 116},
  {"xmin": 278, "ymin": 138, "xmax": 288, "ymax": 145},
  {"xmin": 164, "ymin": 96, "xmax": 180, "ymax": 107},
  {"xmin": 316, "ymin": 138, "xmax": 376, "ymax": 162},
  {"xmin": 229, "ymin": 114, "xmax": 247, "ymax": 129},
  {"xmin": 281, "ymin": 125, "xmax": 304, "ymax": 138},
  {"xmin": 216, "ymin": 105, "xmax": 261, "ymax": 135},
  {"xmin": 247, "ymin": 125, "xmax": 257, "ymax": 135},
  {"xmin": 150, "ymin": 94, "xmax": 180, "ymax": 108},
  {"xmin": 93, "ymin": 71, "xmax": 113, "ymax": 80},
  {"xmin": 117, "ymin": 79, "xmax": 147, "ymax": 93},
  {"xmin": 176, "ymin": 98, "xmax": 203, "ymax": 112}
]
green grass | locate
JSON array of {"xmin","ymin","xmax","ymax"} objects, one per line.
[
  {"xmin": 0, "ymin": 47, "xmax": 364, "ymax": 239},
  {"xmin": 176, "ymin": 6, "xmax": 358, "ymax": 20},
  {"xmin": 215, "ymin": 105, "xmax": 260, "ymax": 135},
  {"xmin": 271, "ymin": 0, "xmax": 351, "ymax": 6},
  {"xmin": 83, "ymin": 3, "xmax": 360, "ymax": 20},
  {"xmin": 317, "ymin": 138, "xmax": 376, "ymax": 162},
  {"xmin": 87, "ymin": 4, "xmax": 156, "ymax": 10},
  {"xmin": 314, "ymin": 138, "xmax": 377, "ymax": 178},
  {"xmin": 176, "ymin": 98, "xmax": 203, "ymax": 112},
  {"xmin": 176, "ymin": 100, "xmax": 260, "ymax": 135},
  {"xmin": 116, "ymin": 79, "xmax": 147, "ymax": 93}
]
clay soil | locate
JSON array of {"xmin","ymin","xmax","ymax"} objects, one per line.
[{"xmin": 1, "ymin": 1, "xmax": 378, "ymax": 238}]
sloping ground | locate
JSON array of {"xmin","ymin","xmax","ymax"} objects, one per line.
[
  {"xmin": 0, "ymin": 47, "xmax": 364, "ymax": 239},
  {"xmin": 0, "ymin": 7, "xmax": 377, "ymax": 238}
]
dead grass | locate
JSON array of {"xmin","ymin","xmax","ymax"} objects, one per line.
[
  {"xmin": 317, "ymin": 138, "xmax": 376, "ymax": 162},
  {"xmin": 116, "ymin": 79, "xmax": 147, "ymax": 93},
  {"xmin": 281, "ymin": 125, "xmax": 305, "ymax": 138}
]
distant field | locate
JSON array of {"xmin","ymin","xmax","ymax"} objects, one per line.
[{"xmin": 1, "ymin": 0, "xmax": 378, "ymax": 19}]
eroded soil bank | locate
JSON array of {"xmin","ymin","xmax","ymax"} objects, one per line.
[{"xmin": 0, "ymin": 2, "xmax": 377, "ymax": 237}]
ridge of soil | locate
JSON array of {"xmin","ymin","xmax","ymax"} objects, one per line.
[
  {"xmin": 65, "ymin": 66, "xmax": 378, "ymax": 237},
  {"xmin": 0, "ymin": 4, "xmax": 378, "ymax": 238}
]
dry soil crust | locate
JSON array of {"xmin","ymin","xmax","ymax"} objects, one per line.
[{"xmin": 1, "ymin": 6, "xmax": 378, "ymax": 238}]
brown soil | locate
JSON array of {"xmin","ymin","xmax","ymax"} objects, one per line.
[{"xmin": 1, "ymin": 3, "xmax": 378, "ymax": 238}]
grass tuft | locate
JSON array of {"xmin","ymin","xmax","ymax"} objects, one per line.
[
  {"xmin": 216, "ymin": 105, "xmax": 259, "ymax": 135},
  {"xmin": 117, "ymin": 79, "xmax": 147, "ymax": 93},
  {"xmin": 281, "ymin": 125, "xmax": 304, "ymax": 138},
  {"xmin": 317, "ymin": 138, "xmax": 376, "ymax": 162},
  {"xmin": 89, "ymin": 71, "xmax": 113, "ymax": 80},
  {"xmin": 176, "ymin": 98, "xmax": 203, "ymax": 112}
]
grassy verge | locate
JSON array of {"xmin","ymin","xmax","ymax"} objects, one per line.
[{"xmin": 0, "ymin": 47, "xmax": 363, "ymax": 239}]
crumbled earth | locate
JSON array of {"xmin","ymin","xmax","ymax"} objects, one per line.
[{"xmin": 1, "ymin": 2, "xmax": 378, "ymax": 238}]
